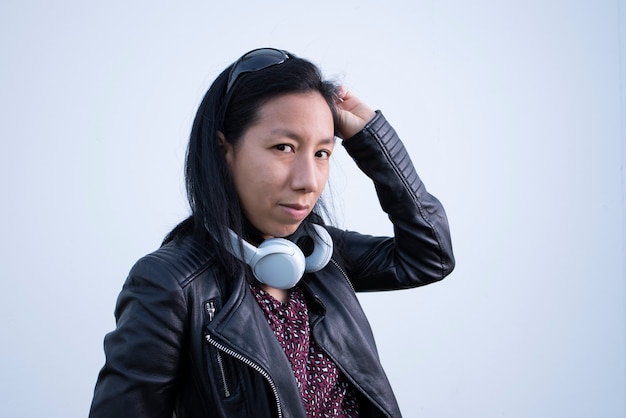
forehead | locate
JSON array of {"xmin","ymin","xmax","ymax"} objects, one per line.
[
  {"xmin": 246, "ymin": 92, "xmax": 335, "ymax": 138},
  {"xmin": 257, "ymin": 92, "xmax": 332, "ymax": 122}
]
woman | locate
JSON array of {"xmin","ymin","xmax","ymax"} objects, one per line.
[{"xmin": 90, "ymin": 48, "xmax": 455, "ymax": 418}]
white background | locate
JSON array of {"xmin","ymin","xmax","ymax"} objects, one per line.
[{"xmin": 1, "ymin": 1, "xmax": 624, "ymax": 417}]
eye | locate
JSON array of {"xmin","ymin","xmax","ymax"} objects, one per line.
[
  {"xmin": 275, "ymin": 144, "xmax": 294, "ymax": 153},
  {"xmin": 315, "ymin": 149, "xmax": 332, "ymax": 160}
]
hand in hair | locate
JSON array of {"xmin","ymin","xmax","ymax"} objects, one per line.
[{"xmin": 335, "ymin": 86, "xmax": 377, "ymax": 139}]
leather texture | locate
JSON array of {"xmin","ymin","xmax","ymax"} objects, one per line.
[{"xmin": 89, "ymin": 111, "xmax": 455, "ymax": 418}]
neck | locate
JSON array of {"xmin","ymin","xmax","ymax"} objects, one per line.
[{"xmin": 261, "ymin": 284, "xmax": 289, "ymax": 304}]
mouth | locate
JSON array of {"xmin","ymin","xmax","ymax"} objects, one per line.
[{"xmin": 279, "ymin": 203, "xmax": 311, "ymax": 220}]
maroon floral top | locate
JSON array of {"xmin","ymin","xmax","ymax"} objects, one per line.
[{"xmin": 250, "ymin": 284, "xmax": 359, "ymax": 417}]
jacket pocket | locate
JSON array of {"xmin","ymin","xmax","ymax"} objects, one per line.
[{"xmin": 204, "ymin": 300, "xmax": 236, "ymax": 399}]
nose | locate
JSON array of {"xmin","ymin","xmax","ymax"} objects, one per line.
[{"xmin": 291, "ymin": 154, "xmax": 324, "ymax": 193}]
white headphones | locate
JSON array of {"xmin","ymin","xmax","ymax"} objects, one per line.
[{"xmin": 224, "ymin": 224, "xmax": 333, "ymax": 289}]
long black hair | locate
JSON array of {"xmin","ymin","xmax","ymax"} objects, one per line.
[{"xmin": 164, "ymin": 49, "xmax": 340, "ymax": 273}]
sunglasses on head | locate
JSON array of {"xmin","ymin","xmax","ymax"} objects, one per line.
[{"xmin": 226, "ymin": 48, "xmax": 291, "ymax": 93}]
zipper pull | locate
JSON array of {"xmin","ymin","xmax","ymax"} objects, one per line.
[{"xmin": 206, "ymin": 300, "xmax": 216, "ymax": 322}]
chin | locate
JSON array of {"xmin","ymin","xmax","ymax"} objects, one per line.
[{"xmin": 266, "ymin": 223, "xmax": 301, "ymax": 239}]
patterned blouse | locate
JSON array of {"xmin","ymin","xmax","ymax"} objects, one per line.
[{"xmin": 250, "ymin": 283, "xmax": 359, "ymax": 417}]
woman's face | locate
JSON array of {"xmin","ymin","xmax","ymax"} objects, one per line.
[{"xmin": 223, "ymin": 92, "xmax": 335, "ymax": 238}]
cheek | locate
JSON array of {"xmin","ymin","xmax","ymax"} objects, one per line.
[
  {"xmin": 231, "ymin": 160, "xmax": 281, "ymax": 203},
  {"xmin": 323, "ymin": 163, "xmax": 331, "ymax": 180},
  {"xmin": 318, "ymin": 165, "xmax": 330, "ymax": 189}
]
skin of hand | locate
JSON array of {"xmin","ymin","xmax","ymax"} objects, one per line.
[{"xmin": 335, "ymin": 86, "xmax": 377, "ymax": 139}]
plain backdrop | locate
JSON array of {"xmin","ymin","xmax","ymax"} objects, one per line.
[{"xmin": 1, "ymin": 1, "xmax": 624, "ymax": 417}]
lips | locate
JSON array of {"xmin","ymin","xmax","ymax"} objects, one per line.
[{"xmin": 279, "ymin": 203, "xmax": 311, "ymax": 220}]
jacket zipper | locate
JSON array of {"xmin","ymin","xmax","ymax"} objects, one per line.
[
  {"xmin": 205, "ymin": 301, "xmax": 283, "ymax": 418},
  {"xmin": 330, "ymin": 258, "xmax": 355, "ymax": 293}
]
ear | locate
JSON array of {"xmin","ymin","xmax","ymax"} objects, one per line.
[{"xmin": 217, "ymin": 131, "xmax": 234, "ymax": 165}]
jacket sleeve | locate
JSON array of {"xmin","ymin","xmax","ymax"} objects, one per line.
[
  {"xmin": 334, "ymin": 110, "xmax": 455, "ymax": 291},
  {"xmin": 89, "ymin": 255, "xmax": 188, "ymax": 418}
]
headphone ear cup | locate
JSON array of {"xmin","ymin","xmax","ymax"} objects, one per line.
[
  {"xmin": 220, "ymin": 226, "xmax": 332, "ymax": 289},
  {"xmin": 250, "ymin": 238, "xmax": 305, "ymax": 289},
  {"xmin": 304, "ymin": 225, "xmax": 333, "ymax": 273}
]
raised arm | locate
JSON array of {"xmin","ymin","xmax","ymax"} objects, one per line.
[{"xmin": 332, "ymin": 89, "xmax": 455, "ymax": 291}]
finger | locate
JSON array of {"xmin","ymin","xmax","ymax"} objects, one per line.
[{"xmin": 336, "ymin": 86, "xmax": 350, "ymax": 102}]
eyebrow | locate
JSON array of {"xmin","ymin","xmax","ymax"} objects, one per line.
[{"xmin": 269, "ymin": 128, "xmax": 336, "ymax": 145}]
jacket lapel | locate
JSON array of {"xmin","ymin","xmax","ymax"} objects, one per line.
[
  {"xmin": 207, "ymin": 273, "xmax": 306, "ymax": 418},
  {"xmin": 303, "ymin": 268, "xmax": 400, "ymax": 418}
]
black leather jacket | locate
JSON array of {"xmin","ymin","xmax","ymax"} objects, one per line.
[{"xmin": 89, "ymin": 112, "xmax": 455, "ymax": 418}]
